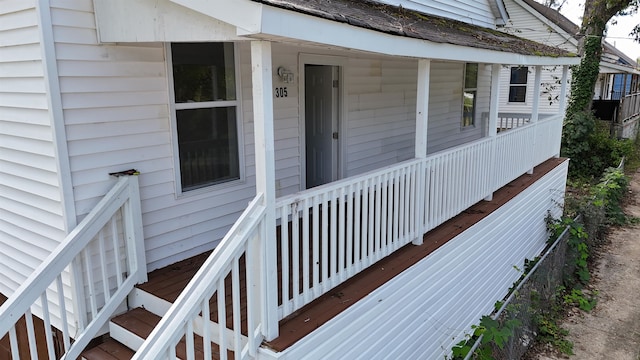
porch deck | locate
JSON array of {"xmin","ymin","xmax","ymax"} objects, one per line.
[{"xmin": 135, "ymin": 157, "xmax": 565, "ymax": 352}]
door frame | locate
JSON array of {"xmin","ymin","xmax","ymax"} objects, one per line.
[{"xmin": 298, "ymin": 53, "xmax": 348, "ymax": 191}]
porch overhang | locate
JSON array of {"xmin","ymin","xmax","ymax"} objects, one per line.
[
  {"xmin": 599, "ymin": 61, "xmax": 640, "ymax": 76},
  {"xmin": 248, "ymin": 6, "xmax": 579, "ymax": 66},
  {"xmin": 93, "ymin": 0, "xmax": 580, "ymax": 66}
]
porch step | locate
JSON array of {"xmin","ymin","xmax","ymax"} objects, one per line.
[
  {"xmin": 106, "ymin": 307, "xmax": 232, "ymax": 360},
  {"xmin": 81, "ymin": 338, "xmax": 134, "ymax": 360}
]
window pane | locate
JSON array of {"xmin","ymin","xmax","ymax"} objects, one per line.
[
  {"xmin": 465, "ymin": 63, "xmax": 478, "ymax": 89},
  {"xmin": 463, "ymin": 90, "xmax": 476, "ymax": 126},
  {"xmin": 177, "ymin": 107, "xmax": 239, "ymax": 190},
  {"xmin": 510, "ymin": 67, "xmax": 528, "ymax": 84},
  {"xmin": 509, "ymin": 86, "xmax": 527, "ymax": 102},
  {"xmin": 172, "ymin": 43, "xmax": 236, "ymax": 103}
]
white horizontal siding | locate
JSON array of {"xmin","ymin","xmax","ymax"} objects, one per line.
[
  {"xmin": 502, "ymin": 0, "xmax": 577, "ymax": 52},
  {"xmin": 0, "ymin": 0, "xmax": 72, "ymax": 333},
  {"xmin": 92, "ymin": 0, "xmax": 240, "ymax": 43},
  {"xmin": 374, "ymin": 0, "xmax": 496, "ymax": 28},
  {"xmin": 498, "ymin": 65, "xmax": 568, "ymax": 115},
  {"xmin": 346, "ymin": 57, "xmax": 417, "ymax": 177},
  {"xmin": 55, "ymin": 2, "xmax": 501, "ymax": 276},
  {"xmin": 276, "ymin": 160, "xmax": 568, "ymax": 360},
  {"xmin": 53, "ymin": 0, "xmax": 259, "ymax": 272},
  {"xmin": 427, "ymin": 62, "xmax": 485, "ymax": 154}
]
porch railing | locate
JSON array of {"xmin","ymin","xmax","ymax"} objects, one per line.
[
  {"xmin": 620, "ymin": 92, "xmax": 640, "ymax": 123},
  {"xmin": 133, "ymin": 113, "xmax": 562, "ymax": 359},
  {"xmin": 480, "ymin": 112, "xmax": 554, "ymax": 132},
  {"xmin": 0, "ymin": 174, "xmax": 145, "ymax": 359},
  {"xmin": 275, "ymin": 161, "xmax": 422, "ymax": 319},
  {"xmin": 275, "ymin": 113, "xmax": 563, "ymax": 320},
  {"xmin": 133, "ymin": 193, "xmax": 268, "ymax": 360}
]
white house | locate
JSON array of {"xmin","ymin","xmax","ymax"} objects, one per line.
[
  {"xmin": 498, "ymin": 0, "xmax": 640, "ymax": 137},
  {"xmin": 0, "ymin": 0, "xmax": 579, "ymax": 359}
]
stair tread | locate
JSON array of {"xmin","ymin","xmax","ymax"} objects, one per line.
[
  {"xmin": 110, "ymin": 307, "xmax": 234, "ymax": 359},
  {"xmin": 81, "ymin": 338, "xmax": 134, "ymax": 360},
  {"xmin": 111, "ymin": 307, "xmax": 160, "ymax": 339}
]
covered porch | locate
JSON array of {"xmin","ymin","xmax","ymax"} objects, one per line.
[
  {"xmin": 133, "ymin": 55, "xmax": 572, "ymax": 355},
  {"xmin": 103, "ymin": 157, "xmax": 564, "ymax": 358},
  {"xmin": 0, "ymin": 1, "xmax": 582, "ymax": 359}
]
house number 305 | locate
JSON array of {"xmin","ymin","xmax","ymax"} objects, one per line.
[{"xmin": 275, "ymin": 87, "xmax": 288, "ymax": 98}]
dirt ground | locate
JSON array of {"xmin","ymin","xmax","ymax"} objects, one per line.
[{"xmin": 534, "ymin": 169, "xmax": 640, "ymax": 360}]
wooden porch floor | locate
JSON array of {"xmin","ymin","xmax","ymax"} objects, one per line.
[{"xmin": 137, "ymin": 157, "xmax": 566, "ymax": 353}]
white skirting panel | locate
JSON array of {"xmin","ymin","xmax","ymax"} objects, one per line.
[{"xmin": 262, "ymin": 160, "xmax": 568, "ymax": 360}]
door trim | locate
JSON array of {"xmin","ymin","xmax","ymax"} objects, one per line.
[{"xmin": 298, "ymin": 53, "xmax": 348, "ymax": 191}]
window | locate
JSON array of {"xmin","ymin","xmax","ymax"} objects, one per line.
[
  {"xmin": 462, "ymin": 63, "xmax": 478, "ymax": 127},
  {"xmin": 508, "ymin": 67, "xmax": 528, "ymax": 102},
  {"xmin": 170, "ymin": 43, "xmax": 241, "ymax": 192}
]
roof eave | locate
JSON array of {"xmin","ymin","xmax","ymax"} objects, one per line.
[
  {"xmin": 599, "ymin": 61, "xmax": 640, "ymax": 75},
  {"xmin": 244, "ymin": 6, "xmax": 580, "ymax": 66}
]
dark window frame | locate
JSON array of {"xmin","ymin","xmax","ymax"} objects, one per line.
[
  {"xmin": 462, "ymin": 63, "xmax": 478, "ymax": 128},
  {"xmin": 169, "ymin": 42, "xmax": 243, "ymax": 193},
  {"xmin": 508, "ymin": 66, "xmax": 528, "ymax": 103}
]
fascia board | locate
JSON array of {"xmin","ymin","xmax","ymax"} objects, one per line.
[
  {"xmin": 252, "ymin": 6, "xmax": 580, "ymax": 66},
  {"xmin": 493, "ymin": 0, "xmax": 510, "ymax": 26},
  {"xmin": 170, "ymin": 0, "xmax": 263, "ymax": 34},
  {"xmin": 599, "ymin": 61, "xmax": 640, "ymax": 75}
]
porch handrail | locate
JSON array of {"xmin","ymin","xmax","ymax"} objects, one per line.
[
  {"xmin": 0, "ymin": 174, "xmax": 145, "ymax": 359},
  {"xmin": 274, "ymin": 113, "xmax": 564, "ymax": 320},
  {"xmin": 133, "ymin": 193, "xmax": 267, "ymax": 360}
]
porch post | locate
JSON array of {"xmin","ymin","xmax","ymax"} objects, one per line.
[
  {"xmin": 250, "ymin": 40, "xmax": 279, "ymax": 341},
  {"xmin": 531, "ymin": 66, "xmax": 542, "ymax": 124},
  {"xmin": 528, "ymin": 65, "xmax": 542, "ymax": 174},
  {"xmin": 414, "ymin": 59, "xmax": 430, "ymax": 245},
  {"xmin": 559, "ymin": 65, "xmax": 569, "ymax": 115},
  {"xmin": 415, "ymin": 59, "xmax": 430, "ymax": 159},
  {"xmin": 485, "ymin": 64, "xmax": 502, "ymax": 201},
  {"xmin": 488, "ymin": 64, "xmax": 501, "ymax": 138}
]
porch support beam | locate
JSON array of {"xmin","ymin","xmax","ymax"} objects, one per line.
[
  {"xmin": 531, "ymin": 66, "xmax": 542, "ymax": 124},
  {"xmin": 488, "ymin": 64, "xmax": 500, "ymax": 137},
  {"xmin": 415, "ymin": 59, "xmax": 430, "ymax": 159},
  {"xmin": 559, "ymin": 65, "xmax": 569, "ymax": 115},
  {"xmin": 413, "ymin": 59, "xmax": 430, "ymax": 246},
  {"xmin": 486, "ymin": 63, "xmax": 502, "ymax": 201},
  {"xmin": 250, "ymin": 40, "xmax": 279, "ymax": 341},
  {"xmin": 528, "ymin": 65, "xmax": 542, "ymax": 174}
]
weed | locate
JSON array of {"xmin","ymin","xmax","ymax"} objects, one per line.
[{"xmin": 562, "ymin": 288, "xmax": 598, "ymax": 312}]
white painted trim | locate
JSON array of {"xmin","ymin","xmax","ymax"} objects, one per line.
[
  {"xmin": 166, "ymin": 42, "xmax": 247, "ymax": 199},
  {"xmin": 599, "ymin": 61, "xmax": 640, "ymax": 75},
  {"xmin": 488, "ymin": 64, "xmax": 501, "ymax": 137},
  {"xmin": 35, "ymin": 0, "xmax": 75, "ymax": 239},
  {"xmin": 492, "ymin": 0, "xmax": 510, "ymax": 25},
  {"xmin": 170, "ymin": 0, "xmax": 263, "ymax": 34},
  {"xmin": 35, "ymin": 0, "xmax": 84, "ymax": 330},
  {"xmin": 559, "ymin": 65, "xmax": 569, "ymax": 115},
  {"xmin": 298, "ymin": 53, "xmax": 349, "ymax": 190},
  {"xmin": 250, "ymin": 41, "xmax": 279, "ymax": 340},
  {"xmin": 415, "ymin": 59, "xmax": 430, "ymax": 159},
  {"xmin": 531, "ymin": 66, "xmax": 542, "ymax": 123},
  {"xmin": 252, "ymin": 6, "xmax": 580, "ymax": 66}
]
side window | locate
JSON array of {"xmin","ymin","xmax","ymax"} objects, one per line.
[
  {"xmin": 462, "ymin": 63, "xmax": 478, "ymax": 127},
  {"xmin": 508, "ymin": 66, "xmax": 528, "ymax": 102},
  {"xmin": 170, "ymin": 42, "xmax": 241, "ymax": 192}
]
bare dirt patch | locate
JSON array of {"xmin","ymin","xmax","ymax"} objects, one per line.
[{"xmin": 534, "ymin": 170, "xmax": 640, "ymax": 360}]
